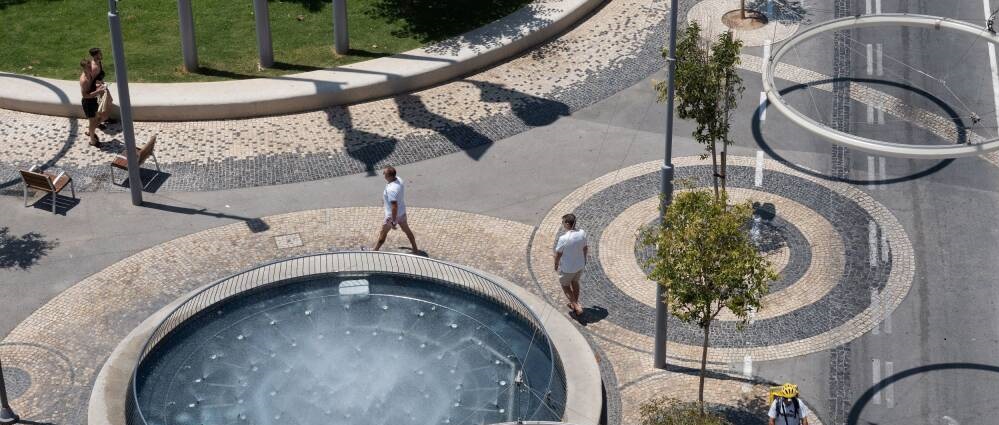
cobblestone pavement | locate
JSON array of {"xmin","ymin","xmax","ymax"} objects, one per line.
[
  {"xmin": 0, "ymin": 0, "xmax": 679, "ymax": 193},
  {"xmin": 527, "ymin": 156, "xmax": 914, "ymax": 424}
]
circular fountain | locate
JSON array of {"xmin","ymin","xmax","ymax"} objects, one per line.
[{"xmin": 118, "ymin": 252, "xmax": 588, "ymax": 425}]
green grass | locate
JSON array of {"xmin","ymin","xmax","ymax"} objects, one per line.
[{"xmin": 0, "ymin": 0, "xmax": 532, "ymax": 82}]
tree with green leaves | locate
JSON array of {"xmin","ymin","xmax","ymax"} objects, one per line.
[
  {"xmin": 656, "ymin": 23, "xmax": 744, "ymax": 199},
  {"xmin": 642, "ymin": 189, "xmax": 777, "ymax": 415}
]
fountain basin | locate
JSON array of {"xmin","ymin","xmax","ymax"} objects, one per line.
[{"xmin": 93, "ymin": 253, "xmax": 601, "ymax": 425}]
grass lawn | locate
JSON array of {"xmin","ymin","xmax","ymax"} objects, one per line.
[{"xmin": 0, "ymin": 0, "xmax": 533, "ymax": 82}]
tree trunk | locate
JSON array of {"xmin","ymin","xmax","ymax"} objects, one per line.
[
  {"xmin": 699, "ymin": 321, "xmax": 711, "ymax": 416},
  {"xmin": 720, "ymin": 73, "xmax": 729, "ymax": 195},
  {"xmin": 741, "ymin": 0, "xmax": 746, "ymax": 18}
]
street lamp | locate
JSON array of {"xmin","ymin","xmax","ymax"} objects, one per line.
[
  {"xmin": 107, "ymin": 0, "xmax": 144, "ymax": 206},
  {"xmin": 653, "ymin": 0, "xmax": 680, "ymax": 370},
  {"xmin": 0, "ymin": 356, "xmax": 19, "ymax": 425}
]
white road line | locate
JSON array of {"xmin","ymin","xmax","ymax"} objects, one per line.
[
  {"xmin": 985, "ymin": 0, "xmax": 999, "ymax": 128},
  {"xmin": 762, "ymin": 40, "xmax": 772, "ymax": 72},
  {"xmin": 878, "ymin": 156, "xmax": 887, "ymax": 190},
  {"xmin": 868, "ymin": 220, "xmax": 879, "ymax": 266},
  {"xmin": 876, "ymin": 43, "xmax": 884, "ymax": 76},
  {"xmin": 884, "ymin": 306, "xmax": 893, "ymax": 334},
  {"xmin": 872, "ymin": 359, "xmax": 883, "ymax": 405},
  {"xmin": 759, "ymin": 91, "xmax": 768, "ymax": 121},
  {"xmin": 755, "ymin": 150, "xmax": 765, "ymax": 186},
  {"xmin": 870, "ymin": 288, "xmax": 881, "ymax": 335},
  {"xmin": 942, "ymin": 415, "xmax": 960, "ymax": 425},
  {"xmin": 867, "ymin": 156, "xmax": 877, "ymax": 190},
  {"xmin": 875, "ymin": 0, "xmax": 882, "ymax": 14},
  {"xmin": 885, "ymin": 361, "xmax": 895, "ymax": 408},
  {"xmin": 865, "ymin": 0, "xmax": 872, "ymax": 14},
  {"xmin": 880, "ymin": 223, "xmax": 889, "ymax": 262},
  {"xmin": 867, "ymin": 104, "xmax": 875, "ymax": 123},
  {"xmin": 741, "ymin": 354, "xmax": 754, "ymax": 393},
  {"xmin": 877, "ymin": 102, "xmax": 885, "ymax": 124},
  {"xmin": 866, "ymin": 44, "xmax": 874, "ymax": 75}
]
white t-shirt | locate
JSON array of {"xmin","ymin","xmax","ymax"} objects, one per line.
[
  {"xmin": 555, "ymin": 229, "xmax": 588, "ymax": 273},
  {"xmin": 768, "ymin": 398, "xmax": 809, "ymax": 425},
  {"xmin": 383, "ymin": 178, "xmax": 406, "ymax": 219}
]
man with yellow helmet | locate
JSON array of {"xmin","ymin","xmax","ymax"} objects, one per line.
[{"xmin": 768, "ymin": 383, "xmax": 810, "ymax": 425}]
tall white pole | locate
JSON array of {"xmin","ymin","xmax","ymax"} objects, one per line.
[
  {"xmin": 654, "ymin": 0, "xmax": 679, "ymax": 370},
  {"xmin": 333, "ymin": 0, "xmax": 349, "ymax": 55},
  {"xmin": 253, "ymin": 0, "xmax": 274, "ymax": 68},
  {"xmin": 108, "ymin": 0, "xmax": 144, "ymax": 206},
  {"xmin": 177, "ymin": 0, "xmax": 198, "ymax": 71}
]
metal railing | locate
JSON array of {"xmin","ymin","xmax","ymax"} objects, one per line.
[{"xmin": 125, "ymin": 251, "xmax": 567, "ymax": 425}]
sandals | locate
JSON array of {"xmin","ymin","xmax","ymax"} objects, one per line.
[{"xmin": 85, "ymin": 132, "xmax": 102, "ymax": 148}]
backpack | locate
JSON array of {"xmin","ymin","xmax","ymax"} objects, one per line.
[{"xmin": 773, "ymin": 397, "xmax": 802, "ymax": 425}]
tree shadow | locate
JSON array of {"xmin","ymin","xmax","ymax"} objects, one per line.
[
  {"xmin": 273, "ymin": 0, "xmax": 329, "ymax": 12},
  {"xmin": 745, "ymin": 0, "xmax": 810, "ymax": 25},
  {"xmin": 366, "ymin": 0, "xmax": 549, "ymax": 55},
  {"xmin": 0, "ymin": 227, "xmax": 58, "ymax": 270},
  {"xmin": 140, "ymin": 201, "xmax": 270, "ymax": 233},
  {"xmin": 325, "ymin": 106, "xmax": 398, "ymax": 175},
  {"xmin": 395, "ymin": 93, "xmax": 492, "ymax": 160}
]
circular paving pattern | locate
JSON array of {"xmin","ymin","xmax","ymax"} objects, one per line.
[
  {"xmin": 529, "ymin": 156, "xmax": 914, "ymax": 362},
  {"xmin": 0, "ymin": 342, "xmax": 75, "ymax": 414},
  {"xmin": 686, "ymin": 0, "xmax": 800, "ymax": 47}
]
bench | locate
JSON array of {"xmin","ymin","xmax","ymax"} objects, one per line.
[
  {"xmin": 110, "ymin": 134, "xmax": 160, "ymax": 188},
  {"xmin": 19, "ymin": 166, "xmax": 76, "ymax": 214}
]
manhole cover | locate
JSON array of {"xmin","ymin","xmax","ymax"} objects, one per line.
[{"xmin": 2, "ymin": 366, "xmax": 31, "ymax": 400}]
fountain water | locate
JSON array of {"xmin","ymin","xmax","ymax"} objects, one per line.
[{"xmin": 134, "ymin": 274, "xmax": 563, "ymax": 425}]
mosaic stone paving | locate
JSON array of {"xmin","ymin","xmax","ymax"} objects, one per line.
[
  {"xmin": 0, "ymin": 0, "xmax": 682, "ymax": 193},
  {"xmin": 527, "ymin": 156, "xmax": 914, "ymax": 363}
]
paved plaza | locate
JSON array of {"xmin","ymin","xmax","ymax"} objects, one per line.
[{"xmin": 4, "ymin": 0, "xmax": 999, "ymax": 424}]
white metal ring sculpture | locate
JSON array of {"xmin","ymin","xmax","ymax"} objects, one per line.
[{"xmin": 762, "ymin": 14, "xmax": 999, "ymax": 159}]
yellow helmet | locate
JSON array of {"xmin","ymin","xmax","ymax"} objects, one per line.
[{"xmin": 776, "ymin": 383, "xmax": 799, "ymax": 398}]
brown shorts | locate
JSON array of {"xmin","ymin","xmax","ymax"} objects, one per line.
[{"xmin": 558, "ymin": 270, "xmax": 583, "ymax": 287}]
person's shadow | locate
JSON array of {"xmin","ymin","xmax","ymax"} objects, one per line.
[{"xmin": 572, "ymin": 305, "xmax": 608, "ymax": 326}]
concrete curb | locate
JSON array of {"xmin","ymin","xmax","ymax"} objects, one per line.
[
  {"xmin": 88, "ymin": 252, "xmax": 603, "ymax": 425},
  {"xmin": 0, "ymin": 0, "xmax": 603, "ymax": 121}
]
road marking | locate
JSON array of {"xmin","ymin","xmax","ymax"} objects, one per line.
[
  {"xmin": 762, "ymin": 39, "xmax": 772, "ymax": 72},
  {"xmin": 876, "ymin": 43, "xmax": 884, "ymax": 76},
  {"xmin": 984, "ymin": 0, "xmax": 999, "ymax": 128},
  {"xmin": 865, "ymin": 0, "xmax": 872, "ymax": 14},
  {"xmin": 872, "ymin": 359, "xmax": 882, "ymax": 405},
  {"xmin": 868, "ymin": 220, "xmax": 879, "ymax": 266},
  {"xmin": 941, "ymin": 415, "xmax": 960, "ymax": 425},
  {"xmin": 883, "ymin": 305, "xmax": 893, "ymax": 334},
  {"xmin": 870, "ymin": 288, "xmax": 881, "ymax": 335},
  {"xmin": 756, "ymin": 96, "xmax": 769, "ymax": 121},
  {"xmin": 878, "ymin": 157, "xmax": 887, "ymax": 189},
  {"xmin": 755, "ymin": 150, "xmax": 765, "ymax": 186},
  {"xmin": 741, "ymin": 354, "xmax": 754, "ymax": 392},
  {"xmin": 885, "ymin": 361, "xmax": 895, "ymax": 408},
  {"xmin": 867, "ymin": 156, "xmax": 877, "ymax": 190},
  {"xmin": 867, "ymin": 104, "xmax": 875, "ymax": 123},
  {"xmin": 879, "ymin": 222, "xmax": 889, "ymax": 261},
  {"xmin": 875, "ymin": 0, "xmax": 882, "ymax": 14},
  {"xmin": 866, "ymin": 44, "xmax": 873, "ymax": 75},
  {"xmin": 877, "ymin": 102, "xmax": 885, "ymax": 124}
]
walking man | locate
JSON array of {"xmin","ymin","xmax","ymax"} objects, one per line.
[
  {"xmin": 373, "ymin": 166, "xmax": 418, "ymax": 252},
  {"xmin": 554, "ymin": 213, "xmax": 587, "ymax": 316}
]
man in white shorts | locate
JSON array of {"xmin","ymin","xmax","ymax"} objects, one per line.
[
  {"xmin": 554, "ymin": 213, "xmax": 587, "ymax": 316},
  {"xmin": 373, "ymin": 166, "xmax": 418, "ymax": 252}
]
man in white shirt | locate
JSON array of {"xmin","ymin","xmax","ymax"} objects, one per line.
[
  {"xmin": 554, "ymin": 213, "xmax": 587, "ymax": 316},
  {"xmin": 768, "ymin": 383, "xmax": 810, "ymax": 425},
  {"xmin": 373, "ymin": 166, "xmax": 418, "ymax": 252}
]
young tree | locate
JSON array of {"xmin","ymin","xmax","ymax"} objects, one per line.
[
  {"xmin": 642, "ymin": 190, "xmax": 777, "ymax": 415},
  {"xmin": 656, "ymin": 23, "xmax": 744, "ymax": 199}
]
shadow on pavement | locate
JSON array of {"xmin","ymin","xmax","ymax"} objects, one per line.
[
  {"xmin": 0, "ymin": 226, "xmax": 58, "ymax": 270},
  {"xmin": 753, "ymin": 77, "xmax": 957, "ymax": 185},
  {"xmin": 140, "ymin": 201, "xmax": 270, "ymax": 233}
]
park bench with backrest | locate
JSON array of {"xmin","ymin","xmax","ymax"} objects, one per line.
[
  {"xmin": 19, "ymin": 166, "xmax": 76, "ymax": 214},
  {"xmin": 110, "ymin": 134, "xmax": 160, "ymax": 188}
]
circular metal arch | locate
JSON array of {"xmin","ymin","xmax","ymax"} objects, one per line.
[{"xmin": 762, "ymin": 13, "xmax": 999, "ymax": 159}]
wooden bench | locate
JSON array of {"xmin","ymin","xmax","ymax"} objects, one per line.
[
  {"xmin": 19, "ymin": 166, "xmax": 76, "ymax": 214},
  {"xmin": 110, "ymin": 134, "xmax": 160, "ymax": 188}
]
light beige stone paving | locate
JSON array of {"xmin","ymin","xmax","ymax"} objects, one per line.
[{"xmin": 687, "ymin": 0, "xmax": 800, "ymax": 46}]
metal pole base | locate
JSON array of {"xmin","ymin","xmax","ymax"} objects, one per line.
[{"xmin": 0, "ymin": 407, "xmax": 18, "ymax": 424}]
